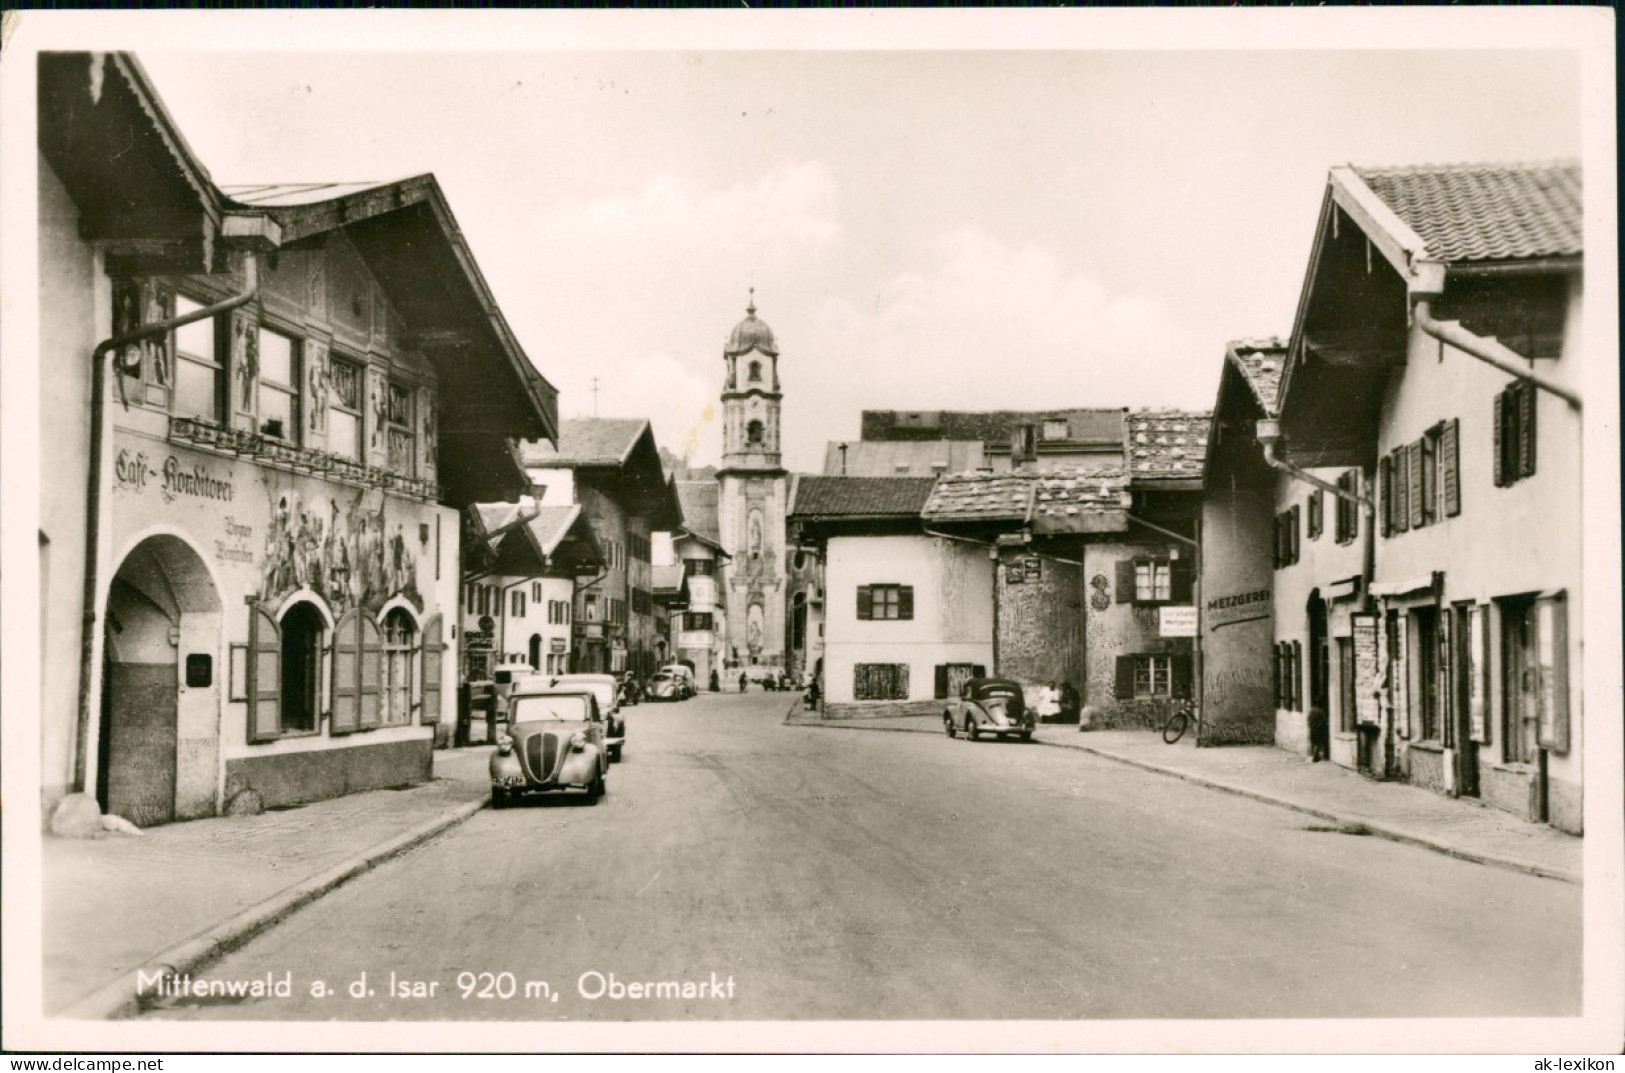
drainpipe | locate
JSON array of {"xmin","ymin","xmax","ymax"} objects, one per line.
[
  {"xmin": 1412, "ymin": 300, "xmax": 1581, "ymax": 411},
  {"xmin": 74, "ymin": 252, "xmax": 263, "ymax": 795}
]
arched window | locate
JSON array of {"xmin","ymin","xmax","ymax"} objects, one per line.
[
  {"xmin": 279, "ymin": 602, "xmax": 324, "ymax": 734},
  {"xmin": 382, "ymin": 607, "xmax": 417, "ymax": 726},
  {"xmin": 748, "ymin": 360, "xmax": 762, "ymax": 382},
  {"xmin": 529, "ymin": 633, "xmax": 542, "ymax": 669},
  {"xmin": 746, "ymin": 420, "xmax": 764, "ymax": 447}
]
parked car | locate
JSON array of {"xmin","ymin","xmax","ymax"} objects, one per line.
[
  {"xmin": 944, "ymin": 677, "xmax": 1035, "ymax": 742},
  {"xmin": 549, "ymin": 673, "xmax": 627, "ymax": 761},
  {"xmin": 661, "ymin": 664, "xmax": 697, "ymax": 699},
  {"xmin": 489, "ymin": 685, "xmax": 608, "ymax": 808},
  {"xmin": 645, "ymin": 670, "xmax": 686, "ymax": 702},
  {"xmin": 490, "ymin": 661, "xmax": 543, "ymax": 723}
]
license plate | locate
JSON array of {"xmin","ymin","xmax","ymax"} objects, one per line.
[{"xmin": 494, "ymin": 776, "xmax": 525, "ymax": 787}]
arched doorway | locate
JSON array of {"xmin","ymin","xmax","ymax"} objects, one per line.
[
  {"xmin": 98, "ymin": 534, "xmax": 221, "ymax": 826},
  {"xmin": 528, "ymin": 633, "xmax": 542, "ymax": 670}
]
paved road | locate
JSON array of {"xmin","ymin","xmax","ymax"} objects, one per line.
[{"xmin": 143, "ymin": 690, "xmax": 1580, "ymax": 1021}]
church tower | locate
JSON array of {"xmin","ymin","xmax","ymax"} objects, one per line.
[{"xmin": 717, "ymin": 290, "xmax": 788, "ymax": 670}]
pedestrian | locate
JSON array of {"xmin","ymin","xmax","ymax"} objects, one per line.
[
  {"xmin": 710, "ymin": 668, "xmax": 721, "ymax": 693},
  {"xmin": 739, "ymin": 672, "xmax": 749, "ymax": 693},
  {"xmin": 1058, "ymin": 680, "xmax": 1080, "ymax": 723},
  {"xmin": 1036, "ymin": 681, "xmax": 1061, "ymax": 722},
  {"xmin": 1308, "ymin": 705, "xmax": 1329, "ymax": 762}
]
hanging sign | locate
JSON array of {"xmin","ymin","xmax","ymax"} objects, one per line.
[{"xmin": 1352, "ymin": 613, "xmax": 1381, "ymax": 726}]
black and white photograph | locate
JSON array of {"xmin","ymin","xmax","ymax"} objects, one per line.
[{"xmin": 2, "ymin": 8, "xmax": 1619, "ymax": 1057}]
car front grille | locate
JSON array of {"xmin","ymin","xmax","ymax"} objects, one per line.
[{"xmin": 525, "ymin": 732, "xmax": 559, "ymax": 781}]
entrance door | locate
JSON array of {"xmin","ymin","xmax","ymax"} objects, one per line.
[
  {"xmin": 1501, "ymin": 595, "xmax": 1545, "ymax": 818},
  {"xmin": 1306, "ymin": 591, "xmax": 1329, "ymax": 715},
  {"xmin": 97, "ymin": 535, "xmax": 222, "ymax": 826},
  {"xmin": 1453, "ymin": 604, "xmax": 1480, "ymax": 797}
]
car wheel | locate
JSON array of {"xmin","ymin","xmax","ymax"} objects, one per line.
[
  {"xmin": 1019, "ymin": 731, "xmax": 1033, "ymax": 743},
  {"xmin": 491, "ymin": 788, "xmax": 507, "ymax": 810},
  {"xmin": 611, "ymin": 743, "xmax": 623, "ymax": 762},
  {"xmin": 945, "ymin": 713, "xmax": 957, "ymax": 738},
  {"xmin": 966, "ymin": 718, "xmax": 980, "ymax": 742},
  {"xmin": 587, "ymin": 773, "xmax": 605, "ymax": 804}
]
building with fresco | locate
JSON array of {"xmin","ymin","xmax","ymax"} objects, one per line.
[{"xmin": 38, "ymin": 53, "xmax": 556, "ymax": 824}]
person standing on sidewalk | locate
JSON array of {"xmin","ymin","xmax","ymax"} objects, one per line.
[
  {"xmin": 739, "ymin": 671, "xmax": 749, "ymax": 693},
  {"xmin": 1308, "ymin": 706, "xmax": 1330, "ymax": 762}
]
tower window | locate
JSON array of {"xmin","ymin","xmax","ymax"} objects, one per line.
[
  {"xmin": 747, "ymin": 420, "xmax": 764, "ymax": 447},
  {"xmin": 749, "ymin": 360, "xmax": 762, "ymax": 382}
]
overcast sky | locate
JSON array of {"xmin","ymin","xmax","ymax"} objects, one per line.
[{"xmin": 130, "ymin": 28, "xmax": 1584, "ymax": 472}]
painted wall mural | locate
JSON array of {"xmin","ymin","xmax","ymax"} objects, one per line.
[{"xmin": 258, "ymin": 480, "xmax": 421, "ymax": 613}]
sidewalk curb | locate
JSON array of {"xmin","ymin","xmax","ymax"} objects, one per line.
[
  {"xmin": 56, "ymin": 794, "xmax": 489, "ymax": 1021},
  {"xmin": 788, "ymin": 718, "xmax": 1580, "ymax": 886}
]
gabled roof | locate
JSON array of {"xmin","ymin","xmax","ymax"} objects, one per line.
[
  {"xmin": 920, "ymin": 473, "xmax": 1033, "ymax": 524},
  {"xmin": 1125, "ymin": 410, "xmax": 1212, "ymax": 484},
  {"xmin": 220, "ymin": 173, "xmax": 558, "ymax": 453},
  {"xmin": 788, "ymin": 476, "xmax": 938, "ymax": 519},
  {"xmin": 1222, "ymin": 338, "xmax": 1288, "ymax": 418},
  {"xmin": 922, "ymin": 469, "xmax": 1130, "ymax": 533},
  {"xmin": 522, "ymin": 418, "xmax": 651, "ymax": 469},
  {"xmin": 1352, "ymin": 162, "xmax": 1582, "ymax": 265},
  {"xmin": 528, "ymin": 505, "xmax": 585, "ymax": 558},
  {"xmin": 822, "ymin": 440, "xmax": 986, "ymax": 477}
]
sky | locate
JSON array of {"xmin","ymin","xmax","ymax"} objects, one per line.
[{"xmin": 125, "ymin": 24, "xmax": 1585, "ymax": 473}]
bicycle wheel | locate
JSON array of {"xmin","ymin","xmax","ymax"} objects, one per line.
[{"xmin": 1161, "ymin": 709, "xmax": 1190, "ymax": 745}]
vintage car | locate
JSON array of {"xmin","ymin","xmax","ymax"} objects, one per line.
[
  {"xmin": 549, "ymin": 673, "xmax": 627, "ymax": 761},
  {"xmin": 489, "ymin": 687, "xmax": 608, "ymax": 807},
  {"xmin": 944, "ymin": 677, "xmax": 1035, "ymax": 742},
  {"xmin": 645, "ymin": 668, "xmax": 692, "ymax": 702}
]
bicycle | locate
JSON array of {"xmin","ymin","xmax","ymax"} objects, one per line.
[{"xmin": 1161, "ymin": 697, "xmax": 1199, "ymax": 745}]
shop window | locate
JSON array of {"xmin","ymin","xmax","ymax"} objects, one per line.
[
  {"xmin": 381, "ymin": 608, "xmax": 417, "ymax": 727},
  {"xmin": 256, "ymin": 328, "xmax": 299, "ymax": 442},
  {"xmin": 857, "ymin": 584, "xmax": 913, "ymax": 621},
  {"xmin": 854, "ymin": 663, "xmax": 909, "ymax": 700},
  {"xmin": 172, "ymin": 294, "xmax": 220, "ymax": 422},
  {"xmin": 1116, "ymin": 556, "xmax": 1193, "ymax": 605},
  {"xmin": 1494, "ymin": 381, "xmax": 1537, "ymax": 487},
  {"xmin": 328, "ymin": 357, "xmax": 363, "ymax": 460},
  {"xmin": 1115, "ymin": 653, "xmax": 1193, "ymax": 701},
  {"xmin": 386, "ymin": 379, "xmax": 416, "ymax": 476}
]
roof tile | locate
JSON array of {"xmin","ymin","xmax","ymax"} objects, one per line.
[
  {"xmin": 1354, "ymin": 161, "xmax": 1582, "ymax": 263},
  {"xmin": 790, "ymin": 476, "xmax": 938, "ymax": 518},
  {"xmin": 1125, "ymin": 409, "xmax": 1212, "ymax": 481}
]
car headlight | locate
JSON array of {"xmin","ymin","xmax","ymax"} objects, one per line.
[
  {"xmin": 570, "ymin": 732, "xmax": 587, "ymax": 752},
  {"xmin": 497, "ymin": 735, "xmax": 514, "ymax": 755}
]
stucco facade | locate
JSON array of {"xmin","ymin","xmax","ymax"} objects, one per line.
[{"xmin": 822, "ymin": 534, "xmax": 993, "ymax": 705}]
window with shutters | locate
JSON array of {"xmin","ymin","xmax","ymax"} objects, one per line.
[
  {"xmin": 420, "ymin": 613, "xmax": 443, "ymax": 725},
  {"xmin": 381, "ymin": 608, "xmax": 417, "ymax": 727},
  {"xmin": 331, "ymin": 607, "xmax": 383, "ymax": 734},
  {"xmin": 248, "ymin": 601, "xmax": 323, "ymax": 742},
  {"xmin": 1115, "ymin": 652, "xmax": 1193, "ymax": 701},
  {"xmin": 1334, "ymin": 470, "xmax": 1360, "ymax": 544},
  {"xmin": 1272, "ymin": 641, "xmax": 1303, "ymax": 711},
  {"xmin": 683, "ymin": 612, "xmax": 714, "ymax": 631},
  {"xmin": 853, "ymin": 663, "xmax": 909, "ymax": 700},
  {"xmin": 511, "ymin": 590, "xmax": 525, "ymax": 618},
  {"xmin": 856, "ymin": 584, "xmax": 913, "ymax": 621},
  {"xmin": 1116, "ymin": 555, "xmax": 1192, "ymax": 605},
  {"xmin": 1494, "ymin": 381, "xmax": 1537, "ymax": 486},
  {"xmin": 1273, "ymin": 509, "xmax": 1300, "ymax": 568}
]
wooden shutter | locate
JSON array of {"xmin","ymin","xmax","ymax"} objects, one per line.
[
  {"xmin": 1516, "ymin": 381, "xmax": 1537, "ymax": 479},
  {"xmin": 1288, "ymin": 506, "xmax": 1300, "ymax": 564},
  {"xmin": 1345, "ymin": 470, "xmax": 1359, "ymax": 541},
  {"xmin": 1307, "ymin": 489, "xmax": 1323, "ymax": 540},
  {"xmin": 1492, "ymin": 390, "xmax": 1507, "ymax": 487},
  {"xmin": 934, "ymin": 664, "xmax": 949, "ymax": 700},
  {"xmin": 1171, "ymin": 654, "xmax": 1193, "ymax": 700},
  {"xmin": 891, "ymin": 664, "xmax": 910, "ymax": 700},
  {"xmin": 357, "ymin": 613, "xmax": 383, "ymax": 729},
  {"xmin": 331, "ymin": 608, "xmax": 360, "ymax": 735},
  {"xmin": 420, "ymin": 613, "xmax": 443, "ymax": 724},
  {"xmin": 1116, "ymin": 559, "xmax": 1136, "ymax": 602},
  {"xmin": 1467, "ymin": 604, "xmax": 1489, "ymax": 744},
  {"xmin": 897, "ymin": 586, "xmax": 914, "ymax": 620},
  {"xmin": 1169, "ymin": 557, "xmax": 1193, "ymax": 603},
  {"xmin": 1114, "ymin": 655, "xmax": 1135, "ymax": 701},
  {"xmin": 856, "ymin": 585, "xmax": 872, "ymax": 621},
  {"xmin": 1441, "ymin": 419, "xmax": 1461, "ymax": 517},
  {"xmin": 248, "ymin": 604, "xmax": 282, "ymax": 743},
  {"xmin": 1419, "ymin": 435, "xmax": 1436, "ymax": 525},
  {"xmin": 1272, "ymin": 644, "xmax": 1282, "ymax": 708},
  {"xmin": 1393, "ymin": 449, "xmax": 1410, "ymax": 532},
  {"xmin": 1406, "ymin": 442, "xmax": 1424, "ymax": 529},
  {"xmin": 1379, "ymin": 455, "xmax": 1393, "ymax": 536},
  {"xmin": 1291, "ymin": 641, "xmax": 1303, "ymax": 711},
  {"xmin": 1535, "ymin": 593, "xmax": 1569, "ymax": 753},
  {"xmin": 1437, "ymin": 610, "xmax": 1454, "ymax": 748}
]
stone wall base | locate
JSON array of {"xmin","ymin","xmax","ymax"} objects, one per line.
[{"xmin": 225, "ymin": 738, "xmax": 432, "ymax": 810}]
